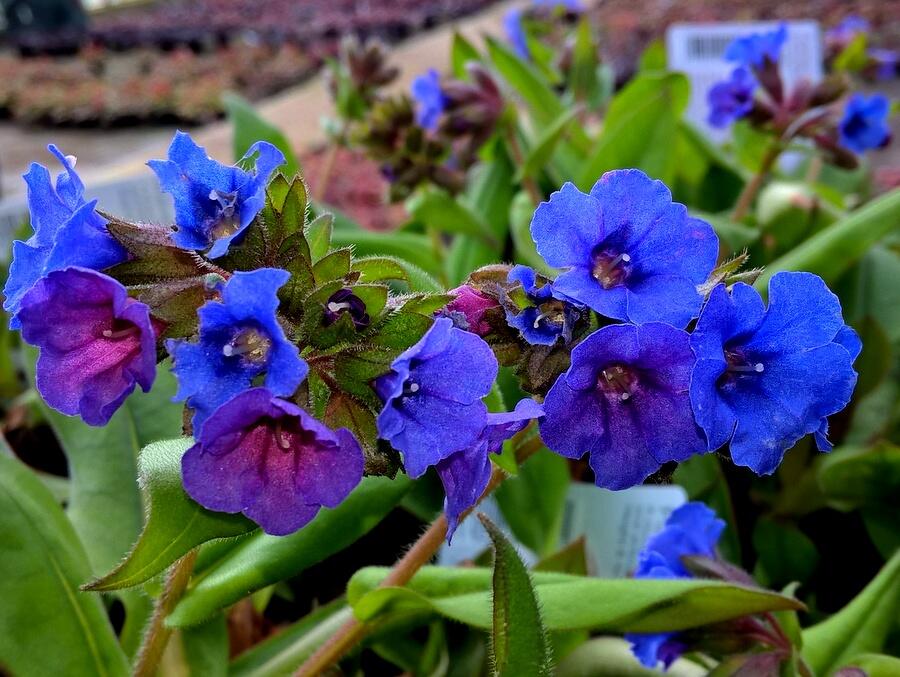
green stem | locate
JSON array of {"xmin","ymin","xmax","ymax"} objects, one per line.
[
  {"xmin": 505, "ymin": 127, "xmax": 543, "ymax": 206},
  {"xmin": 731, "ymin": 141, "xmax": 783, "ymax": 222},
  {"xmin": 132, "ymin": 550, "xmax": 197, "ymax": 677},
  {"xmin": 293, "ymin": 432, "xmax": 544, "ymax": 676}
]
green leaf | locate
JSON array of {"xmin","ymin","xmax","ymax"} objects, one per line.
[
  {"xmin": 752, "ymin": 518, "xmax": 819, "ymax": 589},
  {"xmin": 838, "ymin": 653, "xmax": 900, "ymax": 677},
  {"xmin": 495, "ymin": 448, "xmax": 570, "ymax": 557},
  {"xmin": 86, "ymin": 438, "xmax": 255, "ymax": 592},
  {"xmin": 578, "ymin": 72, "xmax": 689, "ymax": 188},
  {"xmin": 834, "ymin": 33, "xmax": 869, "ymax": 72},
  {"xmin": 802, "ymin": 552, "xmax": 900, "ymax": 674},
  {"xmin": 638, "ymin": 40, "xmax": 667, "ymax": 72},
  {"xmin": 305, "ymin": 213, "xmax": 333, "ymax": 262},
  {"xmin": 312, "ymin": 247, "xmax": 352, "ymax": 284},
  {"xmin": 568, "ymin": 19, "xmax": 600, "ymax": 104},
  {"xmin": 331, "ymin": 230, "xmax": 443, "ymax": 278},
  {"xmin": 451, "ymin": 32, "xmax": 481, "ymax": 78},
  {"xmin": 407, "ymin": 189, "xmax": 499, "ymax": 246},
  {"xmin": 168, "ymin": 475, "xmax": 412, "ymax": 627},
  {"xmin": 479, "ymin": 515, "xmax": 553, "ymax": 677},
  {"xmin": 756, "ymin": 188, "xmax": 900, "ymax": 290},
  {"xmin": 178, "ymin": 615, "xmax": 229, "ymax": 677},
  {"xmin": 0, "ymin": 450, "xmax": 129, "ymax": 677},
  {"xmin": 817, "ymin": 442, "xmax": 900, "ymax": 510},
  {"xmin": 347, "ymin": 566, "xmax": 804, "ymax": 632},
  {"xmin": 223, "ymin": 92, "xmax": 298, "ymax": 176},
  {"xmin": 515, "ymin": 108, "xmax": 582, "ymax": 183},
  {"xmin": 351, "ymin": 256, "xmax": 408, "ymax": 284}
]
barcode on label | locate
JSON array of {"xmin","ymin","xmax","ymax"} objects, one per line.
[{"xmin": 685, "ymin": 34, "xmax": 735, "ymax": 61}]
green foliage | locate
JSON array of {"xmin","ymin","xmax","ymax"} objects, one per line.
[
  {"xmin": 86, "ymin": 438, "xmax": 255, "ymax": 592},
  {"xmin": 0, "ymin": 449, "xmax": 129, "ymax": 677},
  {"xmin": 347, "ymin": 566, "xmax": 803, "ymax": 632},
  {"xmin": 480, "ymin": 514, "xmax": 553, "ymax": 676},
  {"xmin": 167, "ymin": 475, "xmax": 411, "ymax": 626}
]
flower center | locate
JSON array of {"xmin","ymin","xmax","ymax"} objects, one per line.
[
  {"xmin": 209, "ymin": 189, "xmax": 240, "ymax": 239},
  {"xmin": 718, "ymin": 349, "xmax": 765, "ymax": 388},
  {"xmin": 223, "ymin": 327, "xmax": 271, "ymax": 365},
  {"xmin": 323, "ymin": 289, "xmax": 370, "ymax": 328},
  {"xmin": 597, "ymin": 363, "xmax": 639, "ymax": 402},
  {"xmin": 591, "ymin": 248, "xmax": 632, "ymax": 289},
  {"xmin": 532, "ymin": 300, "xmax": 566, "ymax": 330},
  {"xmin": 402, "ymin": 381, "xmax": 421, "ymax": 398},
  {"xmin": 101, "ymin": 319, "xmax": 139, "ymax": 341}
]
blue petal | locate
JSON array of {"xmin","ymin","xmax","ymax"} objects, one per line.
[
  {"xmin": 530, "ymin": 182, "xmax": 603, "ymax": 269},
  {"xmin": 437, "ymin": 441, "xmax": 493, "ymax": 541},
  {"xmin": 588, "ymin": 169, "xmax": 673, "ymax": 243}
]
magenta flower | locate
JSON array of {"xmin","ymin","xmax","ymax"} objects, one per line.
[
  {"xmin": 18, "ymin": 267, "xmax": 157, "ymax": 426},
  {"xmin": 182, "ymin": 388, "xmax": 365, "ymax": 536},
  {"xmin": 442, "ymin": 285, "xmax": 499, "ymax": 336}
]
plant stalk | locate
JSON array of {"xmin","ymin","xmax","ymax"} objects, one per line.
[
  {"xmin": 132, "ymin": 549, "xmax": 198, "ymax": 677},
  {"xmin": 731, "ymin": 142, "xmax": 783, "ymax": 223},
  {"xmin": 294, "ymin": 433, "xmax": 543, "ymax": 676},
  {"xmin": 505, "ymin": 127, "xmax": 543, "ymax": 207}
]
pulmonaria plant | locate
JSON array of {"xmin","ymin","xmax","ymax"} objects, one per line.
[{"xmin": 706, "ymin": 23, "xmax": 894, "ymax": 168}]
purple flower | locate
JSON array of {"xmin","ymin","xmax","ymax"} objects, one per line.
[
  {"xmin": 539, "ymin": 322, "xmax": 707, "ymax": 489},
  {"xmin": 505, "ymin": 265, "xmax": 581, "ymax": 346},
  {"xmin": 376, "ymin": 317, "xmax": 498, "ymax": 477},
  {"xmin": 182, "ymin": 388, "xmax": 364, "ymax": 535},
  {"xmin": 530, "ymin": 171, "xmax": 718, "ymax": 327},
  {"xmin": 167, "ymin": 268, "xmax": 307, "ymax": 433},
  {"xmin": 437, "ymin": 398, "xmax": 543, "ymax": 540},
  {"xmin": 324, "ymin": 288, "xmax": 370, "ymax": 328},
  {"xmin": 725, "ymin": 24, "xmax": 788, "ymax": 68},
  {"xmin": 838, "ymin": 93, "xmax": 891, "ymax": 154},
  {"xmin": 411, "ymin": 69, "xmax": 447, "ymax": 131},
  {"xmin": 869, "ymin": 49, "xmax": 899, "ymax": 81},
  {"xmin": 626, "ymin": 502, "xmax": 725, "ymax": 669},
  {"xmin": 4, "ymin": 145, "xmax": 127, "ymax": 329},
  {"xmin": 707, "ymin": 67, "xmax": 757, "ymax": 128},
  {"xmin": 149, "ymin": 131, "xmax": 285, "ymax": 259},
  {"xmin": 825, "ymin": 16, "xmax": 869, "ymax": 49},
  {"xmin": 18, "ymin": 267, "xmax": 156, "ymax": 426},
  {"xmin": 442, "ymin": 285, "xmax": 499, "ymax": 336},
  {"xmin": 690, "ymin": 272, "xmax": 859, "ymax": 475}
]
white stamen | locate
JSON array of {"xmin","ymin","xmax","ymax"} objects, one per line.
[
  {"xmin": 408, "ymin": 382, "xmax": 420, "ymax": 393},
  {"xmin": 327, "ymin": 301, "xmax": 352, "ymax": 313}
]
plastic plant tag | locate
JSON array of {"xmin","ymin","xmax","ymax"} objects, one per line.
[
  {"xmin": 560, "ymin": 483, "xmax": 688, "ymax": 577},
  {"xmin": 666, "ymin": 21, "xmax": 824, "ymax": 141}
]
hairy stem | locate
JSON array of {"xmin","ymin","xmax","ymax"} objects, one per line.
[
  {"xmin": 731, "ymin": 142, "xmax": 783, "ymax": 222},
  {"xmin": 294, "ymin": 432, "xmax": 543, "ymax": 676},
  {"xmin": 132, "ymin": 550, "xmax": 197, "ymax": 677}
]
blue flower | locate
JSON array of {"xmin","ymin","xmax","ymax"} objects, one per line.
[
  {"xmin": 626, "ymin": 502, "xmax": 725, "ymax": 669},
  {"xmin": 838, "ymin": 93, "xmax": 891, "ymax": 154},
  {"xmin": 376, "ymin": 317, "xmax": 498, "ymax": 478},
  {"xmin": 725, "ymin": 24, "xmax": 788, "ymax": 68},
  {"xmin": 166, "ymin": 268, "xmax": 307, "ymax": 433},
  {"xmin": 437, "ymin": 398, "xmax": 543, "ymax": 540},
  {"xmin": 505, "ymin": 265, "xmax": 581, "ymax": 346},
  {"xmin": 707, "ymin": 67, "xmax": 757, "ymax": 128},
  {"xmin": 3, "ymin": 145, "xmax": 127, "ymax": 329},
  {"xmin": 530, "ymin": 171, "xmax": 718, "ymax": 327},
  {"xmin": 689, "ymin": 272, "xmax": 859, "ymax": 475},
  {"xmin": 148, "ymin": 131, "xmax": 285, "ymax": 259},
  {"xmin": 18, "ymin": 267, "xmax": 157, "ymax": 426},
  {"xmin": 182, "ymin": 388, "xmax": 364, "ymax": 535},
  {"xmin": 539, "ymin": 322, "xmax": 708, "ymax": 489},
  {"xmin": 411, "ymin": 69, "xmax": 447, "ymax": 131},
  {"xmin": 815, "ymin": 325, "xmax": 861, "ymax": 451},
  {"xmin": 825, "ymin": 16, "xmax": 869, "ymax": 48},
  {"xmin": 503, "ymin": 9, "xmax": 529, "ymax": 59}
]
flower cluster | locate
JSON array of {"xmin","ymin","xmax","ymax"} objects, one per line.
[{"xmin": 706, "ymin": 24, "xmax": 893, "ymax": 166}]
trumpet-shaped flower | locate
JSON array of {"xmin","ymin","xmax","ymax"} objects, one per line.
[
  {"xmin": 689, "ymin": 272, "xmax": 859, "ymax": 475},
  {"xmin": 838, "ymin": 93, "xmax": 891, "ymax": 154},
  {"xmin": 18, "ymin": 267, "xmax": 156, "ymax": 426},
  {"xmin": 530, "ymin": 171, "xmax": 718, "ymax": 327},
  {"xmin": 4, "ymin": 145, "xmax": 127, "ymax": 328},
  {"xmin": 149, "ymin": 131, "xmax": 285, "ymax": 258},
  {"xmin": 182, "ymin": 388, "xmax": 364, "ymax": 535}
]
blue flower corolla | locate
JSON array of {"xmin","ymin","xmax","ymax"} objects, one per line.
[
  {"xmin": 4, "ymin": 145, "xmax": 127, "ymax": 329},
  {"xmin": 376, "ymin": 317, "xmax": 498, "ymax": 478},
  {"xmin": 148, "ymin": 131, "xmax": 285, "ymax": 258},
  {"xmin": 166, "ymin": 268, "xmax": 307, "ymax": 433},
  {"xmin": 437, "ymin": 398, "xmax": 543, "ymax": 540},
  {"xmin": 18, "ymin": 267, "xmax": 156, "ymax": 426},
  {"xmin": 411, "ymin": 69, "xmax": 447, "ymax": 131},
  {"xmin": 814, "ymin": 325, "xmax": 861, "ymax": 451},
  {"xmin": 530, "ymin": 170, "xmax": 718, "ymax": 327},
  {"xmin": 503, "ymin": 9, "xmax": 529, "ymax": 59},
  {"xmin": 505, "ymin": 265, "xmax": 581, "ymax": 346},
  {"xmin": 539, "ymin": 322, "xmax": 708, "ymax": 489},
  {"xmin": 182, "ymin": 388, "xmax": 364, "ymax": 536},
  {"xmin": 725, "ymin": 23, "xmax": 788, "ymax": 68},
  {"xmin": 626, "ymin": 502, "xmax": 725, "ymax": 669},
  {"xmin": 707, "ymin": 67, "xmax": 757, "ymax": 128},
  {"xmin": 689, "ymin": 272, "xmax": 859, "ymax": 475},
  {"xmin": 825, "ymin": 16, "xmax": 869, "ymax": 47},
  {"xmin": 838, "ymin": 93, "xmax": 891, "ymax": 154}
]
